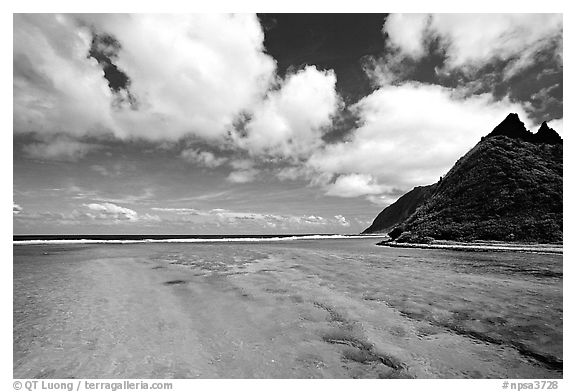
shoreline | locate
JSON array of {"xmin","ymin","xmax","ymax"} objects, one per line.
[
  {"xmin": 377, "ymin": 240, "xmax": 563, "ymax": 254},
  {"xmin": 12, "ymin": 234, "xmax": 389, "ymax": 246}
]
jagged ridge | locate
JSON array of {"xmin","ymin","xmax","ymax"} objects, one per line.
[{"xmin": 486, "ymin": 113, "xmax": 562, "ymax": 145}]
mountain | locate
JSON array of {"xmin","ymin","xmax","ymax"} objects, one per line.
[
  {"xmin": 534, "ymin": 122, "xmax": 563, "ymax": 144},
  {"xmin": 363, "ymin": 185, "xmax": 437, "ymax": 234},
  {"xmin": 487, "ymin": 113, "xmax": 562, "ymax": 145},
  {"xmin": 363, "ymin": 114, "xmax": 563, "ymax": 243}
]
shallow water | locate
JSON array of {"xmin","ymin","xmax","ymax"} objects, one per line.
[{"xmin": 13, "ymin": 238, "xmax": 562, "ymax": 378}]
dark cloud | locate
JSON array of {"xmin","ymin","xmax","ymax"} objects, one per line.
[
  {"xmin": 321, "ymin": 107, "xmax": 361, "ymax": 144},
  {"xmin": 88, "ymin": 32, "xmax": 138, "ymax": 109}
]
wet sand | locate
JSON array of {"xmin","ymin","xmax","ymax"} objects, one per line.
[{"xmin": 13, "ymin": 238, "xmax": 562, "ymax": 378}]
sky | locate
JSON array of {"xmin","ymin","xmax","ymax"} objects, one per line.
[{"xmin": 13, "ymin": 13, "xmax": 563, "ymax": 235}]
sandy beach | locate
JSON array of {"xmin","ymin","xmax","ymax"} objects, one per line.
[{"xmin": 13, "ymin": 238, "xmax": 562, "ymax": 378}]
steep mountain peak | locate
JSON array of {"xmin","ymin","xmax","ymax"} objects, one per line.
[
  {"xmin": 502, "ymin": 112, "xmax": 522, "ymax": 124},
  {"xmin": 535, "ymin": 121, "xmax": 563, "ymax": 144},
  {"xmin": 539, "ymin": 121, "xmax": 551, "ymax": 132},
  {"xmin": 486, "ymin": 112, "xmax": 532, "ymax": 141},
  {"xmin": 485, "ymin": 113, "xmax": 562, "ymax": 145}
]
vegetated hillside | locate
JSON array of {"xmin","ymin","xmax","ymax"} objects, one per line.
[
  {"xmin": 362, "ymin": 185, "xmax": 437, "ymax": 234},
  {"xmin": 364, "ymin": 114, "xmax": 563, "ymax": 243}
]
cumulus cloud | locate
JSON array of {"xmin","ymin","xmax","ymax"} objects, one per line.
[
  {"xmin": 14, "ymin": 14, "xmax": 116, "ymax": 137},
  {"xmin": 180, "ymin": 149, "xmax": 227, "ymax": 168},
  {"xmin": 334, "ymin": 215, "xmax": 350, "ymax": 227},
  {"xmin": 325, "ymin": 174, "xmax": 387, "ymax": 198},
  {"xmin": 83, "ymin": 202, "xmax": 158, "ymax": 222},
  {"xmin": 22, "ymin": 135, "xmax": 98, "ymax": 161},
  {"xmin": 308, "ymin": 82, "xmax": 530, "ymax": 195},
  {"xmin": 237, "ymin": 66, "xmax": 341, "ymax": 158},
  {"xmin": 14, "ymin": 14, "xmax": 276, "ymax": 141},
  {"xmin": 14, "ymin": 14, "xmax": 343, "ymax": 167},
  {"xmin": 384, "ymin": 14, "xmax": 430, "ymax": 59},
  {"xmin": 384, "ymin": 14, "xmax": 562, "ymax": 77}
]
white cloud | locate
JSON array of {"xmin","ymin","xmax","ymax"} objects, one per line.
[
  {"xmin": 180, "ymin": 149, "xmax": 227, "ymax": 168},
  {"xmin": 23, "ymin": 136, "xmax": 98, "ymax": 161},
  {"xmin": 547, "ymin": 119, "xmax": 563, "ymax": 137},
  {"xmin": 83, "ymin": 202, "xmax": 158, "ymax": 222},
  {"xmin": 334, "ymin": 215, "xmax": 350, "ymax": 227},
  {"xmin": 90, "ymin": 163, "xmax": 128, "ymax": 177},
  {"xmin": 225, "ymin": 159, "xmax": 261, "ymax": 183},
  {"xmin": 14, "ymin": 14, "xmax": 116, "ymax": 137},
  {"xmin": 227, "ymin": 168, "xmax": 260, "ymax": 184},
  {"xmin": 14, "ymin": 14, "xmax": 343, "ymax": 165},
  {"xmin": 87, "ymin": 13, "xmax": 276, "ymax": 141},
  {"xmin": 230, "ymin": 159, "xmax": 255, "ymax": 170},
  {"xmin": 237, "ymin": 65, "xmax": 341, "ymax": 158},
  {"xmin": 151, "ymin": 207, "xmax": 201, "ymax": 214},
  {"xmin": 366, "ymin": 194, "xmax": 403, "ymax": 207},
  {"xmin": 14, "ymin": 14, "xmax": 276, "ymax": 141},
  {"xmin": 325, "ymin": 174, "xmax": 387, "ymax": 198},
  {"xmin": 384, "ymin": 14, "xmax": 562, "ymax": 77},
  {"xmin": 15, "ymin": 204, "xmax": 160, "ymax": 226},
  {"xmin": 154, "ymin": 207, "xmax": 346, "ymax": 228},
  {"xmin": 13, "ymin": 204, "xmax": 23, "ymax": 215},
  {"xmin": 210, "ymin": 209, "xmax": 273, "ymax": 222},
  {"xmin": 384, "ymin": 14, "xmax": 430, "ymax": 59},
  {"xmin": 301, "ymin": 215, "xmax": 327, "ymax": 225},
  {"xmin": 308, "ymin": 82, "xmax": 529, "ymax": 194}
]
